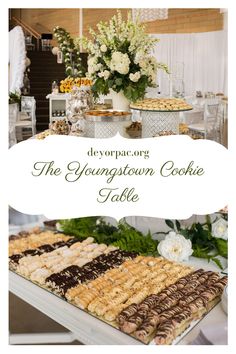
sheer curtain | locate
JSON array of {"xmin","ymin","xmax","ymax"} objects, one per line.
[
  {"xmin": 152, "ymin": 30, "xmax": 227, "ymax": 96},
  {"xmin": 9, "ymin": 26, "xmax": 26, "ymax": 93}
]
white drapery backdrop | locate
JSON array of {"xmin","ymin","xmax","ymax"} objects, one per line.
[
  {"xmin": 152, "ymin": 30, "xmax": 227, "ymax": 96},
  {"xmin": 9, "ymin": 26, "xmax": 26, "ymax": 93}
]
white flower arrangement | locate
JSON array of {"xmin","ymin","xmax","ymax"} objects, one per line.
[
  {"xmin": 212, "ymin": 218, "xmax": 228, "ymax": 240},
  {"xmin": 77, "ymin": 11, "xmax": 169, "ymax": 101},
  {"xmin": 157, "ymin": 231, "xmax": 193, "ymax": 262}
]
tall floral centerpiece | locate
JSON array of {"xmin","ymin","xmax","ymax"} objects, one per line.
[{"xmin": 79, "ymin": 11, "xmax": 169, "ymax": 110}]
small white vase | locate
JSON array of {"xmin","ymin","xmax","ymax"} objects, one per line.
[{"xmin": 110, "ymin": 89, "xmax": 130, "ymax": 111}]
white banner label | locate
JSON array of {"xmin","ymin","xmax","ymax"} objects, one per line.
[{"xmin": 8, "ymin": 135, "xmax": 229, "ymax": 220}]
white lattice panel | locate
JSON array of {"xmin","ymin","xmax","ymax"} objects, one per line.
[
  {"xmin": 141, "ymin": 111, "xmax": 180, "ymax": 138},
  {"xmin": 85, "ymin": 121, "xmax": 128, "ymax": 138}
]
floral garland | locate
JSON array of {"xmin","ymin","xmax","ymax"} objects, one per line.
[
  {"xmin": 156, "ymin": 215, "xmax": 228, "ymax": 269},
  {"xmin": 53, "ymin": 26, "xmax": 85, "ymax": 77},
  {"xmin": 58, "ymin": 214, "xmax": 227, "ymax": 269},
  {"xmin": 77, "ymin": 11, "xmax": 169, "ymax": 102}
]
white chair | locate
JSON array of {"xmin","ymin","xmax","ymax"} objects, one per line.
[
  {"xmin": 217, "ymin": 100, "xmax": 228, "ymax": 146},
  {"xmin": 15, "ymin": 96, "xmax": 36, "ymax": 141},
  {"xmin": 187, "ymin": 98, "xmax": 220, "ymax": 141},
  {"xmin": 9, "ymin": 103, "xmax": 19, "ymax": 147}
]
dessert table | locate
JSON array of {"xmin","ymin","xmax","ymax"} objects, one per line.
[{"xmin": 9, "ymin": 256, "xmax": 227, "ymax": 345}]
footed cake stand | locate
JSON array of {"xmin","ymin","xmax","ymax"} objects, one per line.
[
  {"xmin": 84, "ymin": 113, "xmax": 131, "ymax": 138},
  {"xmin": 130, "ymin": 108, "xmax": 192, "ymax": 138}
]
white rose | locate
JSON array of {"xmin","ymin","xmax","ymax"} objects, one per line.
[
  {"xmin": 212, "ymin": 218, "xmax": 228, "ymax": 240},
  {"xmin": 100, "ymin": 44, "xmax": 107, "ymax": 53},
  {"xmin": 157, "ymin": 231, "xmax": 193, "ymax": 262},
  {"xmin": 129, "ymin": 71, "xmax": 141, "ymax": 82}
]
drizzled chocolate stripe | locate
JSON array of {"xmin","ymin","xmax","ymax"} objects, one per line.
[
  {"xmin": 46, "ymin": 250, "xmax": 137, "ymax": 296},
  {"xmin": 159, "ymin": 291, "xmax": 184, "ymax": 309},
  {"xmin": 134, "ymin": 305, "xmax": 183, "ymax": 342},
  {"xmin": 120, "ymin": 290, "xmax": 183, "ymax": 334},
  {"xmin": 139, "ymin": 294, "xmax": 160, "ymax": 310},
  {"xmin": 9, "ymin": 238, "xmax": 76, "ymax": 267},
  {"xmin": 154, "ymin": 321, "xmax": 175, "ymax": 345},
  {"xmin": 205, "ymin": 272, "xmax": 221, "ymax": 285},
  {"xmin": 187, "ymin": 296, "xmax": 208, "ymax": 312},
  {"xmin": 118, "ymin": 268, "xmax": 209, "ymax": 328},
  {"xmin": 159, "ymin": 306, "xmax": 183, "ymax": 322},
  {"xmin": 117, "ymin": 303, "xmax": 139, "ymax": 325},
  {"xmin": 118, "ymin": 269, "xmax": 228, "ymax": 345},
  {"xmin": 9, "ymin": 254, "xmax": 24, "ymax": 265},
  {"xmin": 178, "ymin": 292, "xmax": 199, "ymax": 306},
  {"xmin": 214, "ymin": 276, "xmax": 228, "ymax": 290},
  {"xmin": 119, "ymin": 274, "xmax": 195, "ymax": 327},
  {"xmin": 135, "ymin": 312, "xmax": 160, "ymax": 343}
]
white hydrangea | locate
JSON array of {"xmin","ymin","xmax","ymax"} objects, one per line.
[
  {"xmin": 109, "ymin": 51, "xmax": 130, "ymax": 75},
  {"xmin": 87, "ymin": 56, "xmax": 102, "ymax": 75},
  {"xmin": 100, "ymin": 44, "xmax": 107, "ymax": 53},
  {"xmin": 157, "ymin": 231, "xmax": 193, "ymax": 262},
  {"xmin": 98, "ymin": 70, "xmax": 110, "ymax": 80},
  {"xmin": 129, "ymin": 71, "xmax": 141, "ymax": 82},
  {"xmin": 212, "ymin": 218, "xmax": 228, "ymax": 240}
]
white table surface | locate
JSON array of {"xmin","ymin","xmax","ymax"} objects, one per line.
[{"xmin": 9, "ymin": 256, "xmax": 227, "ymax": 345}]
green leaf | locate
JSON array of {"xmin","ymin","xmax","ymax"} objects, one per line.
[
  {"xmin": 115, "ymin": 78, "xmax": 123, "ymax": 86},
  {"xmin": 108, "ymin": 79, "xmax": 114, "ymax": 88},
  {"xmin": 180, "ymin": 229, "xmax": 191, "ymax": 239},
  {"xmin": 192, "ymin": 245, "xmax": 209, "ymax": 259},
  {"xmin": 165, "ymin": 219, "xmax": 175, "ymax": 230},
  {"xmin": 205, "ymin": 214, "xmax": 212, "ymax": 231},
  {"xmin": 175, "ymin": 220, "xmax": 181, "ymax": 232},
  {"xmin": 214, "ymin": 238, "xmax": 228, "ymax": 258},
  {"xmin": 211, "ymin": 257, "xmax": 223, "ymax": 270},
  {"xmin": 59, "ymin": 217, "xmax": 158, "ymax": 256}
]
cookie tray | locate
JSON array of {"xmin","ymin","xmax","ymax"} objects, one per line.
[{"xmin": 9, "ymin": 270, "xmax": 221, "ymax": 345}]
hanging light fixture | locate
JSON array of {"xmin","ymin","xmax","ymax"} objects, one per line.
[{"xmin": 132, "ymin": 8, "xmax": 168, "ymax": 23}]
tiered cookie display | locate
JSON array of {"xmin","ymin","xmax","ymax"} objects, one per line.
[
  {"xmin": 130, "ymin": 98, "xmax": 192, "ymax": 138},
  {"xmin": 84, "ymin": 110, "xmax": 131, "ymax": 138}
]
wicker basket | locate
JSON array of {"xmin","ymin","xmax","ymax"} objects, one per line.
[{"xmin": 126, "ymin": 122, "xmax": 142, "ymax": 138}]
